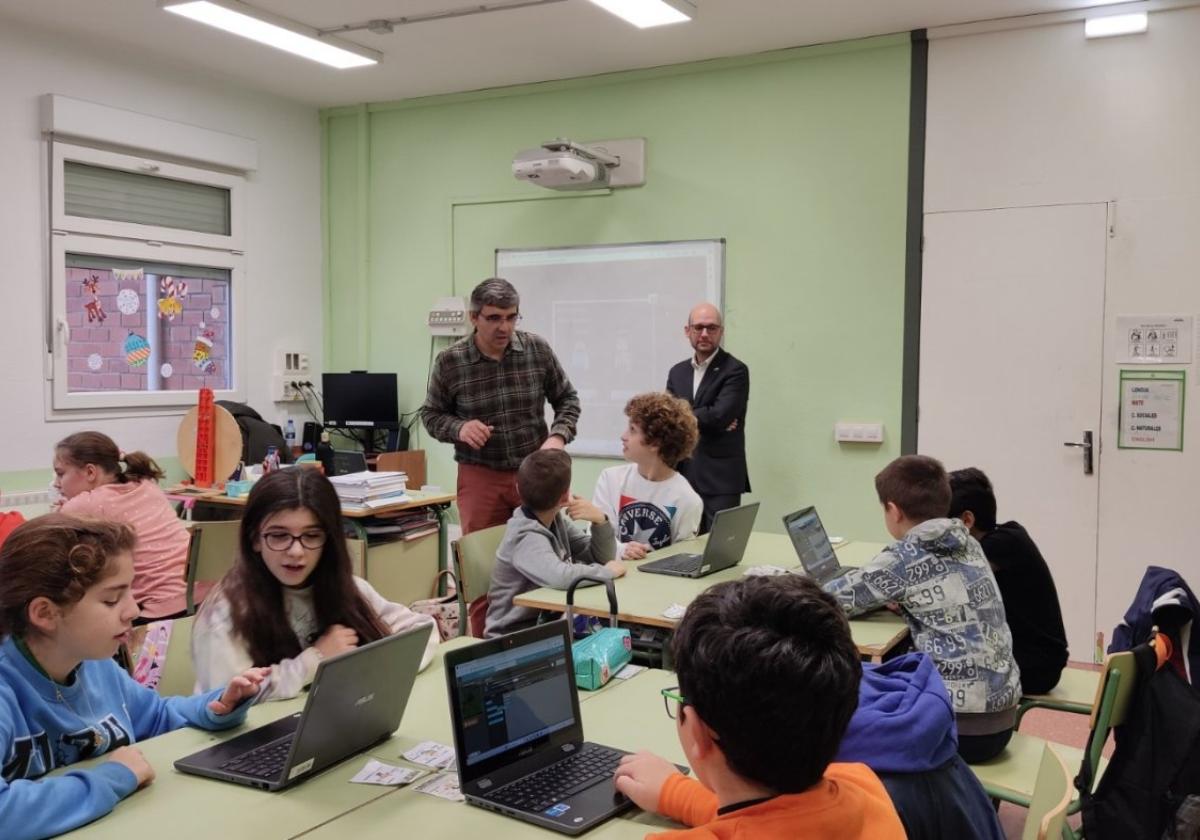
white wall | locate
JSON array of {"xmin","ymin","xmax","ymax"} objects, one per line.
[
  {"xmin": 925, "ymin": 6, "xmax": 1200, "ymax": 652},
  {"xmin": 0, "ymin": 15, "xmax": 323, "ymax": 478}
]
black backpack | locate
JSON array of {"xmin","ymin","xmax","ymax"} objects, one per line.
[{"xmin": 216, "ymin": 400, "xmax": 295, "ymax": 469}]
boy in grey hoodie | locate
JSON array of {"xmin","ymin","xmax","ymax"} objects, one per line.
[
  {"xmin": 484, "ymin": 450, "xmax": 626, "ymax": 638},
  {"xmin": 823, "ymin": 454, "xmax": 1021, "ymax": 764}
]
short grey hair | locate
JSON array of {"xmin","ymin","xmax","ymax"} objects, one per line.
[{"xmin": 470, "ymin": 278, "xmax": 520, "ymax": 315}]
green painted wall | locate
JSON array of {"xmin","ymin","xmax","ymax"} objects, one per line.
[{"xmin": 322, "ymin": 35, "xmax": 912, "ymax": 543}]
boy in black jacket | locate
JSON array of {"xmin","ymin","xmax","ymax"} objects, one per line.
[{"xmin": 948, "ymin": 467, "xmax": 1068, "ymax": 694}]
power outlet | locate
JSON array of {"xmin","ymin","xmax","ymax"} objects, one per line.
[
  {"xmin": 834, "ymin": 422, "xmax": 885, "ymax": 444},
  {"xmin": 271, "ymin": 376, "xmax": 306, "ymax": 402}
]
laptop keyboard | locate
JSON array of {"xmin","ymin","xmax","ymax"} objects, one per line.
[
  {"xmin": 489, "ymin": 745, "xmax": 624, "ymax": 813},
  {"xmin": 220, "ymin": 737, "xmax": 293, "ymax": 780},
  {"xmin": 642, "ymin": 553, "xmax": 702, "ymax": 574}
]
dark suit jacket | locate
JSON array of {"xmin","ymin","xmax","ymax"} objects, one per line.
[{"xmin": 666, "ymin": 347, "xmax": 751, "ymax": 496}]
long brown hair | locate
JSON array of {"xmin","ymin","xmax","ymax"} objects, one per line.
[
  {"xmin": 221, "ymin": 468, "xmax": 388, "ymax": 666},
  {"xmin": 56, "ymin": 431, "xmax": 165, "ymax": 483},
  {"xmin": 0, "ymin": 514, "xmax": 136, "ymax": 638}
]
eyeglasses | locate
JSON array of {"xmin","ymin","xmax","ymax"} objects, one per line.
[
  {"xmin": 480, "ymin": 313, "xmax": 522, "ymax": 325},
  {"xmin": 687, "ymin": 323, "xmax": 722, "ymax": 334},
  {"xmin": 262, "ymin": 530, "xmax": 327, "ymax": 551},
  {"xmin": 661, "ymin": 686, "xmax": 687, "ymax": 720}
]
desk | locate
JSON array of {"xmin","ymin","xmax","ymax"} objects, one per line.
[
  {"xmin": 168, "ymin": 487, "xmax": 456, "ymax": 606},
  {"xmin": 514, "ymin": 533, "xmax": 908, "ymax": 662}
]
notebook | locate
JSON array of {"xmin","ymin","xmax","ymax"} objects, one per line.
[
  {"xmin": 637, "ymin": 502, "xmax": 760, "ymax": 578},
  {"xmin": 174, "ymin": 625, "xmax": 429, "ymax": 791},
  {"xmin": 444, "ymin": 621, "xmax": 632, "ymax": 835}
]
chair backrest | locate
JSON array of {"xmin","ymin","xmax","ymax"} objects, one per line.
[
  {"xmin": 451, "ymin": 524, "xmax": 506, "ymax": 636},
  {"xmin": 1080, "ymin": 648, "xmax": 1140, "ymax": 794},
  {"xmin": 185, "ymin": 520, "xmax": 241, "ymax": 613},
  {"xmin": 153, "ymin": 615, "xmax": 196, "ymax": 697},
  {"xmin": 375, "ymin": 450, "xmax": 427, "ymax": 490},
  {"xmin": 1023, "ymin": 744, "xmax": 1072, "ymax": 840}
]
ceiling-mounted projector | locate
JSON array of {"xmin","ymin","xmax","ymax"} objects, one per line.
[{"xmin": 513, "ymin": 138, "xmax": 645, "ymax": 191}]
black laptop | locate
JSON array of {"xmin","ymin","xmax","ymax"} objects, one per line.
[
  {"xmin": 175, "ymin": 624, "xmax": 429, "ymax": 791},
  {"xmin": 637, "ymin": 502, "xmax": 760, "ymax": 579},
  {"xmin": 444, "ymin": 621, "xmax": 632, "ymax": 835},
  {"xmin": 782, "ymin": 505, "xmax": 846, "ymax": 585}
]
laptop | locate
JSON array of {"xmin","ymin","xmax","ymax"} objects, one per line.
[
  {"xmin": 782, "ymin": 505, "xmax": 846, "ymax": 585},
  {"xmin": 445, "ymin": 621, "xmax": 632, "ymax": 835},
  {"xmin": 637, "ymin": 502, "xmax": 760, "ymax": 579},
  {"xmin": 175, "ymin": 624, "xmax": 429, "ymax": 791},
  {"xmin": 331, "ymin": 449, "xmax": 368, "ymax": 476}
]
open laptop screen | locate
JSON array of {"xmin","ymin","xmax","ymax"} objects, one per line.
[
  {"xmin": 451, "ymin": 631, "xmax": 577, "ymax": 771},
  {"xmin": 784, "ymin": 506, "xmax": 840, "ymax": 582}
]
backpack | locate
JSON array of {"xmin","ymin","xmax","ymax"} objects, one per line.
[{"xmin": 216, "ymin": 400, "xmax": 295, "ymax": 469}]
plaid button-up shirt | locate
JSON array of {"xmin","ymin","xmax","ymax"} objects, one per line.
[{"xmin": 421, "ymin": 330, "xmax": 581, "ymax": 471}]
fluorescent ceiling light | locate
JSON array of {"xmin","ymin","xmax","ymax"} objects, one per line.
[
  {"xmin": 160, "ymin": 0, "xmax": 380, "ymax": 68},
  {"xmin": 585, "ymin": 0, "xmax": 695, "ymax": 28},
  {"xmin": 1085, "ymin": 12, "xmax": 1148, "ymax": 38}
]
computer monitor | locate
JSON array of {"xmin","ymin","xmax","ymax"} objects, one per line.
[{"xmin": 322, "ymin": 372, "xmax": 400, "ymax": 452}]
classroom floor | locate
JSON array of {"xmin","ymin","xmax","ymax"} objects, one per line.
[{"xmin": 996, "ymin": 662, "xmax": 1108, "ymax": 838}]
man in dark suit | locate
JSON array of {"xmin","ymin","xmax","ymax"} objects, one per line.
[{"xmin": 666, "ymin": 302, "xmax": 750, "ymax": 533}]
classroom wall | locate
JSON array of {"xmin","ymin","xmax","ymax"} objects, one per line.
[
  {"xmin": 925, "ymin": 7, "xmax": 1200, "ymax": 644},
  {"xmin": 322, "ymin": 36, "xmax": 913, "ymax": 541},
  {"xmin": 0, "ymin": 16, "xmax": 323, "ymax": 495}
]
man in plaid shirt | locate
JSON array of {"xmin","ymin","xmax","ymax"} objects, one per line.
[{"xmin": 421, "ymin": 278, "xmax": 581, "ymax": 534}]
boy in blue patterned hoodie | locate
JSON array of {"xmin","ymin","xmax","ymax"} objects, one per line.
[
  {"xmin": 823, "ymin": 455, "xmax": 1021, "ymax": 763},
  {"xmin": 0, "ymin": 515, "xmax": 266, "ymax": 840}
]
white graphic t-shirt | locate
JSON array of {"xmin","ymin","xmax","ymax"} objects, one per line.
[{"xmin": 593, "ymin": 464, "xmax": 703, "ymax": 559}]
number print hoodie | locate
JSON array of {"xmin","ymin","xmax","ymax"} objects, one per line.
[{"xmin": 823, "ymin": 518, "xmax": 1022, "ymax": 731}]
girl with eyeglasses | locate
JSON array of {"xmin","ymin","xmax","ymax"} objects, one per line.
[{"xmin": 191, "ymin": 468, "xmax": 438, "ymax": 701}]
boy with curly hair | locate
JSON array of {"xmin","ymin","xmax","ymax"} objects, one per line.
[{"xmin": 593, "ymin": 392, "xmax": 703, "ymax": 560}]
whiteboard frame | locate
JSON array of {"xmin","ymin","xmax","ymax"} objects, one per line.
[{"xmin": 495, "ymin": 238, "xmax": 726, "ymax": 458}]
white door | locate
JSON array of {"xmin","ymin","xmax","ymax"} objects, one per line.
[{"xmin": 919, "ymin": 203, "xmax": 1108, "ymax": 661}]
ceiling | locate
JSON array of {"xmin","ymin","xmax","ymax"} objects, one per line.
[{"xmin": 0, "ymin": 0, "xmax": 1132, "ymax": 107}]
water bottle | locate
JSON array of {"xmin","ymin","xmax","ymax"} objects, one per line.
[
  {"xmin": 316, "ymin": 431, "xmax": 336, "ymax": 476},
  {"xmin": 284, "ymin": 418, "xmax": 297, "ymax": 454}
]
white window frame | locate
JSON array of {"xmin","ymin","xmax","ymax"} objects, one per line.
[
  {"xmin": 52, "ymin": 142, "xmax": 245, "ymax": 252},
  {"xmin": 50, "ymin": 235, "xmax": 246, "ymax": 411}
]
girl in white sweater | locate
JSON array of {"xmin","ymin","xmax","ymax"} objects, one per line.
[{"xmin": 191, "ymin": 468, "xmax": 437, "ymax": 700}]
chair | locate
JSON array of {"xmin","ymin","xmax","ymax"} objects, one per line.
[
  {"xmin": 184, "ymin": 520, "xmax": 241, "ymax": 614},
  {"xmin": 1023, "ymin": 744, "xmax": 1072, "ymax": 840},
  {"xmin": 1016, "ymin": 666, "xmax": 1103, "ymax": 727},
  {"xmin": 451, "ymin": 524, "xmax": 506, "ymax": 637},
  {"xmin": 972, "ymin": 649, "xmax": 1139, "ymax": 833},
  {"xmin": 375, "ymin": 450, "xmax": 427, "ymax": 491}
]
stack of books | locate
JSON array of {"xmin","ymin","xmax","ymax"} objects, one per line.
[
  {"xmin": 364, "ymin": 509, "xmax": 440, "ymax": 542},
  {"xmin": 328, "ymin": 470, "xmax": 409, "ymax": 511}
]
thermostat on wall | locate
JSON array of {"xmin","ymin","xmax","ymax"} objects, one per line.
[{"xmin": 428, "ymin": 296, "xmax": 468, "ymax": 336}]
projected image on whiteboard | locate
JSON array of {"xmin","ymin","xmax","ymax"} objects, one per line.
[{"xmin": 498, "ymin": 240, "xmax": 724, "ymax": 458}]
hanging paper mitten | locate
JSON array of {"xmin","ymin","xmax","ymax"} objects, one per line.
[
  {"xmin": 193, "ymin": 321, "xmax": 216, "ymax": 374},
  {"xmin": 124, "ymin": 332, "xmax": 151, "ymax": 368}
]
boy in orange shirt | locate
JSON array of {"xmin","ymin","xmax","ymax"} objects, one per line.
[{"xmin": 613, "ymin": 575, "xmax": 905, "ymax": 839}]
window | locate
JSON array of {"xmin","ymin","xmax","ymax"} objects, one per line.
[{"xmin": 49, "ymin": 142, "xmax": 245, "ymax": 411}]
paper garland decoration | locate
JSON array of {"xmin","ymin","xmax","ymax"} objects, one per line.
[
  {"xmin": 124, "ymin": 332, "xmax": 150, "ymax": 368},
  {"xmin": 193, "ymin": 321, "xmax": 216, "ymax": 374},
  {"xmin": 116, "ymin": 288, "xmax": 140, "ymax": 315},
  {"xmin": 157, "ymin": 276, "xmax": 188, "ymax": 321},
  {"xmin": 112, "ymin": 268, "xmax": 144, "ymax": 284},
  {"xmin": 87, "ymin": 353, "xmax": 103, "ymax": 372},
  {"xmin": 81, "ymin": 275, "xmax": 107, "ymax": 323},
  {"xmin": 160, "ymin": 363, "xmax": 174, "ymax": 379}
]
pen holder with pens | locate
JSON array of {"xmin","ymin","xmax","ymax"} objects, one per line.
[{"xmin": 565, "ymin": 576, "xmax": 632, "ymax": 691}]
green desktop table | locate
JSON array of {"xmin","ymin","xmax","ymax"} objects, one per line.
[{"xmin": 514, "ymin": 533, "xmax": 908, "ymax": 662}]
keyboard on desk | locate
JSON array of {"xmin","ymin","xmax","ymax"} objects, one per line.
[
  {"xmin": 638, "ymin": 552, "xmax": 702, "ymax": 575},
  {"xmin": 219, "ymin": 737, "xmax": 293, "ymax": 780},
  {"xmin": 487, "ymin": 745, "xmax": 625, "ymax": 813}
]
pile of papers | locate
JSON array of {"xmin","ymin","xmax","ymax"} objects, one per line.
[
  {"xmin": 364, "ymin": 509, "xmax": 439, "ymax": 541},
  {"xmin": 328, "ymin": 470, "xmax": 409, "ymax": 511}
]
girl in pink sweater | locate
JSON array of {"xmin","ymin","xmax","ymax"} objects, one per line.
[{"xmin": 54, "ymin": 432, "xmax": 189, "ymax": 621}]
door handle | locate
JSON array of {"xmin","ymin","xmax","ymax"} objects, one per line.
[{"xmin": 1063, "ymin": 430, "xmax": 1093, "ymax": 475}]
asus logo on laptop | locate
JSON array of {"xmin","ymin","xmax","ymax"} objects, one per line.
[{"xmin": 354, "ymin": 693, "xmax": 376, "ymax": 707}]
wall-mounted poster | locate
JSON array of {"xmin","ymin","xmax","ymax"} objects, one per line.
[
  {"xmin": 1115, "ymin": 315, "xmax": 1193, "ymax": 364},
  {"xmin": 1118, "ymin": 369, "xmax": 1185, "ymax": 451}
]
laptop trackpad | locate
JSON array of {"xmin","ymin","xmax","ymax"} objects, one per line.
[{"xmin": 539, "ymin": 778, "xmax": 632, "ymax": 830}]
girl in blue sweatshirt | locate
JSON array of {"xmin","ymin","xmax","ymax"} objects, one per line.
[{"xmin": 0, "ymin": 514, "xmax": 267, "ymax": 840}]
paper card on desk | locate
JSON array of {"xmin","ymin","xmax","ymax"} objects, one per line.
[
  {"xmin": 662, "ymin": 603, "xmax": 687, "ymax": 620},
  {"xmin": 414, "ymin": 772, "xmax": 464, "ymax": 802},
  {"xmin": 403, "ymin": 740, "xmax": 456, "ymax": 769},
  {"xmin": 351, "ymin": 759, "xmax": 425, "ymax": 786},
  {"xmin": 613, "ymin": 663, "xmax": 645, "ymax": 680}
]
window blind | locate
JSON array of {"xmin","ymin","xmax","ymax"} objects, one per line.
[{"xmin": 64, "ymin": 162, "xmax": 231, "ymax": 236}]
